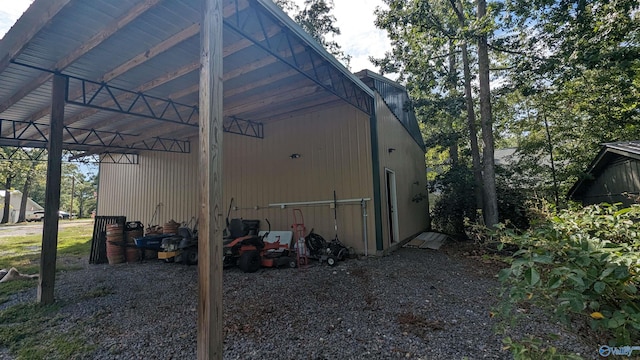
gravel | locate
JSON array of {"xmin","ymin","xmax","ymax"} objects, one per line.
[{"xmin": 0, "ymin": 245, "xmax": 596, "ymax": 359}]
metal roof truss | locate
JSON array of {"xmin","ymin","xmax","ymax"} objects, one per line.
[
  {"xmin": 0, "ymin": 118, "xmax": 190, "ymax": 154},
  {"xmin": 224, "ymin": 0, "xmax": 372, "ymax": 115},
  {"xmin": 0, "ymin": 146, "xmax": 139, "ymax": 164}
]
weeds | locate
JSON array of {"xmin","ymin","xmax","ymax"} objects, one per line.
[{"xmin": 488, "ymin": 202, "xmax": 640, "ymax": 357}]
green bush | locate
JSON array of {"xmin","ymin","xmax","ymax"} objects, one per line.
[
  {"xmin": 494, "ymin": 203, "xmax": 640, "ymax": 349},
  {"xmin": 430, "ymin": 164, "xmax": 530, "ymax": 236},
  {"xmin": 430, "ymin": 165, "xmax": 477, "ymax": 236}
]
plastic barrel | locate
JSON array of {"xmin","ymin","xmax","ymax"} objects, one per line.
[{"xmin": 106, "ymin": 223, "xmax": 124, "ymax": 265}]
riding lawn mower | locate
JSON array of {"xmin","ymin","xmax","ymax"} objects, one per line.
[
  {"xmin": 222, "ymin": 218, "xmax": 296, "ymax": 272},
  {"xmin": 158, "ymin": 226, "xmax": 198, "ymax": 265}
]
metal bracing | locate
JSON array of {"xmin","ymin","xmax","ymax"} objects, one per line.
[
  {"xmin": 90, "ymin": 152, "xmax": 139, "ymax": 164},
  {"xmin": 0, "ymin": 147, "xmax": 139, "ymax": 164},
  {"xmin": 0, "ymin": 119, "xmax": 190, "ymax": 154},
  {"xmin": 224, "ymin": 116, "xmax": 264, "ymax": 138},
  {"xmin": 7, "ymin": 61, "xmax": 267, "ymax": 143},
  {"xmin": 66, "ymin": 75, "xmax": 199, "ymax": 127},
  {"xmin": 0, "ymin": 146, "xmax": 46, "ymax": 161},
  {"xmin": 223, "ymin": 1, "xmax": 373, "ymax": 115}
]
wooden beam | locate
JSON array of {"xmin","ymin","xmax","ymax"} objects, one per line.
[
  {"xmin": 37, "ymin": 74, "xmax": 65, "ymax": 304},
  {"xmin": 223, "ymin": 68, "xmax": 298, "ymax": 98},
  {"xmin": 198, "ymin": 0, "xmax": 224, "ymax": 358},
  {"xmin": 60, "ymin": 41, "xmax": 302, "ymax": 142},
  {"xmin": 84, "ymin": 56, "xmax": 309, "ymax": 147},
  {"xmin": 105, "ymin": 82, "xmax": 315, "ymax": 146},
  {"xmin": 0, "ymin": 0, "xmax": 72, "ymax": 74},
  {"xmin": 243, "ymin": 93, "xmax": 341, "ymax": 121},
  {"xmin": 21, "ymin": 6, "xmax": 275, "ymax": 126},
  {"xmin": 224, "ymin": 85, "xmax": 319, "ymax": 114},
  {"xmin": 65, "ymin": 84, "xmax": 200, "ymax": 144},
  {"xmin": 61, "ymin": 62, "xmax": 200, "ymax": 126},
  {"xmin": 20, "ymin": 24, "xmax": 199, "ymax": 125},
  {"xmin": 62, "ymin": 88, "xmax": 200, "ymax": 156},
  {"xmin": 0, "ymin": 0, "xmax": 161, "ymax": 114},
  {"xmin": 102, "ymin": 23, "xmax": 200, "ymax": 81}
]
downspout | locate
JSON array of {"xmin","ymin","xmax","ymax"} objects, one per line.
[{"xmin": 369, "ymin": 96, "xmax": 383, "ymax": 252}]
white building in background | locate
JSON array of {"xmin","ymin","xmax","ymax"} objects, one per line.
[{"xmin": 0, "ymin": 190, "xmax": 44, "ymax": 223}]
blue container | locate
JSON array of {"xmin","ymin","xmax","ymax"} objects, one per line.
[{"xmin": 134, "ymin": 234, "xmax": 173, "ymax": 250}]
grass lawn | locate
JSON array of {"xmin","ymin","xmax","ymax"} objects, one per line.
[
  {"xmin": 0, "ymin": 221, "xmax": 94, "ymax": 303},
  {"xmin": 0, "ymin": 221, "xmax": 96, "ymax": 359}
]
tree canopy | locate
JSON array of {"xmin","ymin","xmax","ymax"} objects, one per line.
[
  {"xmin": 373, "ymin": 0, "xmax": 640, "ymax": 231},
  {"xmin": 0, "ymin": 148, "xmax": 98, "ymax": 222},
  {"xmin": 275, "ymin": 0, "xmax": 351, "ymax": 66}
]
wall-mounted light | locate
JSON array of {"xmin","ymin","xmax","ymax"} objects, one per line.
[
  {"xmin": 290, "ymin": 153, "xmax": 301, "ymax": 159},
  {"xmin": 388, "ymin": 148, "xmax": 396, "ymax": 153}
]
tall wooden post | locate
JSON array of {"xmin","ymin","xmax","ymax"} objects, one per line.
[
  {"xmin": 198, "ymin": 0, "xmax": 224, "ymax": 358},
  {"xmin": 38, "ymin": 73, "xmax": 66, "ymax": 304}
]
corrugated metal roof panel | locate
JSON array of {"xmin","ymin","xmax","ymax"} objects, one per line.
[
  {"xmin": 356, "ymin": 70, "xmax": 425, "ymax": 150},
  {"xmin": 605, "ymin": 140, "xmax": 640, "ymax": 155},
  {"xmin": 0, "ymin": 0, "xmax": 374, "ymax": 155}
]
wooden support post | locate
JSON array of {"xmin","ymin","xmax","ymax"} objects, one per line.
[
  {"xmin": 38, "ymin": 74, "xmax": 66, "ymax": 304},
  {"xmin": 198, "ymin": 0, "xmax": 224, "ymax": 358}
]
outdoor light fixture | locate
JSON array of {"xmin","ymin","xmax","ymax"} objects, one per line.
[
  {"xmin": 388, "ymin": 148, "xmax": 396, "ymax": 153},
  {"xmin": 290, "ymin": 153, "xmax": 301, "ymax": 159}
]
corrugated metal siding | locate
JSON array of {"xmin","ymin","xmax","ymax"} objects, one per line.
[
  {"xmin": 583, "ymin": 158, "xmax": 640, "ymax": 206},
  {"xmin": 98, "ymin": 103, "xmax": 376, "ymax": 253},
  {"xmin": 371, "ymin": 78, "xmax": 424, "ymax": 150},
  {"xmin": 375, "ymin": 93, "xmax": 429, "ymax": 247},
  {"xmin": 223, "ymin": 103, "xmax": 375, "ymax": 253},
  {"xmin": 97, "ymin": 150, "xmax": 199, "ymax": 226}
]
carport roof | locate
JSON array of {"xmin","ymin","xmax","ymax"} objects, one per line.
[{"xmin": 0, "ymin": 0, "xmax": 374, "ymax": 157}]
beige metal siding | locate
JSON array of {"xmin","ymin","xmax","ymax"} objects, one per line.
[
  {"xmin": 97, "ymin": 150, "xmax": 199, "ymax": 226},
  {"xmin": 374, "ymin": 93, "xmax": 429, "ymax": 247},
  {"xmin": 98, "ymin": 103, "xmax": 376, "ymax": 253},
  {"xmin": 224, "ymin": 103, "xmax": 375, "ymax": 253}
]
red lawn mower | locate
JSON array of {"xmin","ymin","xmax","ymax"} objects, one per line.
[{"xmin": 222, "ymin": 218, "xmax": 296, "ymax": 272}]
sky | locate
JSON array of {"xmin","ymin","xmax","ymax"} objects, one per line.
[
  {"xmin": 0, "ymin": 0, "xmax": 391, "ymax": 73},
  {"xmin": 0, "ymin": 0, "xmax": 32, "ymax": 38},
  {"xmin": 302, "ymin": 0, "xmax": 392, "ymax": 73}
]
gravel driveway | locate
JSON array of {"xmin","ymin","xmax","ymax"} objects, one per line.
[{"xmin": 1, "ymin": 244, "xmax": 594, "ymax": 359}]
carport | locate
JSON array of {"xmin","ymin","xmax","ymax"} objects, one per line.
[{"xmin": 0, "ymin": 0, "xmax": 375, "ymax": 358}]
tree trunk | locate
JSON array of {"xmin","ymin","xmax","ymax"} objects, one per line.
[
  {"xmin": 2, "ymin": 176, "xmax": 12, "ymax": 224},
  {"xmin": 477, "ymin": 0, "xmax": 499, "ymax": 227},
  {"xmin": 461, "ymin": 42, "xmax": 484, "ymax": 215},
  {"xmin": 78, "ymin": 196, "xmax": 84, "ymax": 218},
  {"xmin": 447, "ymin": 39, "xmax": 459, "ymax": 166},
  {"xmin": 18, "ymin": 162, "xmax": 37, "ymax": 223},
  {"xmin": 451, "ymin": 0, "xmax": 484, "ymax": 215}
]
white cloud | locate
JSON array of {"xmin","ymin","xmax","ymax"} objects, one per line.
[
  {"xmin": 0, "ymin": 0, "xmax": 33, "ymax": 39},
  {"xmin": 292, "ymin": 0, "xmax": 391, "ymax": 73}
]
